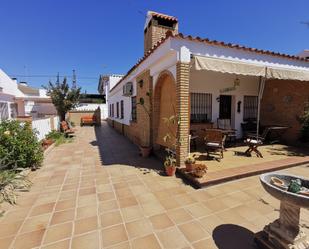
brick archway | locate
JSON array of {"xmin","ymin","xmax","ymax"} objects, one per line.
[{"xmin": 152, "ymin": 70, "xmax": 177, "ymax": 150}]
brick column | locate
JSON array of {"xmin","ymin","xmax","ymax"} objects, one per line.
[{"xmin": 176, "ymin": 62, "xmax": 190, "ymax": 167}]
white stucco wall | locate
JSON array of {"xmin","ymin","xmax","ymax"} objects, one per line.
[{"xmin": 190, "ymin": 70, "xmax": 260, "ymax": 137}]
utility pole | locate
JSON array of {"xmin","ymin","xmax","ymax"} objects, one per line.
[
  {"xmin": 72, "ymin": 69, "xmax": 77, "ymax": 89},
  {"xmin": 56, "ymin": 72, "xmax": 60, "ymax": 84}
]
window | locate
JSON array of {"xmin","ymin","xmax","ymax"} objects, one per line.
[
  {"xmin": 116, "ymin": 102, "xmax": 119, "ymax": 118},
  {"xmin": 243, "ymin": 96, "xmax": 258, "ymax": 121},
  {"xmin": 0, "ymin": 102, "xmax": 9, "ymax": 121},
  {"xmin": 131, "ymin": 97, "xmax": 137, "ymax": 122},
  {"xmin": 109, "ymin": 104, "xmax": 111, "ymax": 117},
  {"xmin": 112, "ymin": 104, "xmax": 114, "ymax": 117},
  {"xmin": 190, "ymin": 93, "xmax": 212, "ymax": 123},
  {"xmin": 120, "ymin": 100, "xmax": 124, "ymax": 119}
]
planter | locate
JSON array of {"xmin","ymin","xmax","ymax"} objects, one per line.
[
  {"xmin": 165, "ymin": 166, "xmax": 176, "ymax": 176},
  {"xmin": 185, "ymin": 163, "xmax": 194, "ymax": 172},
  {"xmin": 42, "ymin": 139, "xmax": 54, "ymax": 150},
  {"xmin": 140, "ymin": 146, "xmax": 151, "ymax": 158},
  {"xmin": 191, "ymin": 164, "xmax": 207, "ymax": 178}
]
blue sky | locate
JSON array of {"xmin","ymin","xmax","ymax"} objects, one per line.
[{"xmin": 0, "ymin": 0, "xmax": 308, "ymax": 93}]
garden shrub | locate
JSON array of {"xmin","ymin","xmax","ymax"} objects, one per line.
[
  {"xmin": 300, "ymin": 109, "xmax": 309, "ymax": 142},
  {"xmin": 0, "ymin": 120, "xmax": 43, "ymax": 169}
]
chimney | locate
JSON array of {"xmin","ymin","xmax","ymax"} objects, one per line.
[{"xmin": 144, "ymin": 11, "xmax": 178, "ymax": 55}]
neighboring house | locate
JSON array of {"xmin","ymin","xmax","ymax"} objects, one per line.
[
  {"xmin": 298, "ymin": 50, "xmax": 309, "ymax": 59},
  {"xmin": 0, "ymin": 68, "xmax": 56, "ymax": 120},
  {"xmin": 16, "ymin": 82, "xmax": 57, "ymax": 118},
  {"xmin": 106, "ymin": 11, "xmax": 309, "ymax": 166},
  {"xmin": 0, "ymin": 69, "xmax": 24, "ymax": 120}
]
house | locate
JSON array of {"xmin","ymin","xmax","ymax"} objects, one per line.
[
  {"xmin": 0, "ymin": 68, "xmax": 56, "ymax": 120},
  {"xmin": 107, "ymin": 11, "xmax": 309, "ymax": 166}
]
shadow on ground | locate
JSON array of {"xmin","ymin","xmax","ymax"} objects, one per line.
[
  {"xmin": 91, "ymin": 122, "xmax": 165, "ymax": 174},
  {"xmin": 213, "ymin": 224, "xmax": 257, "ymax": 249}
]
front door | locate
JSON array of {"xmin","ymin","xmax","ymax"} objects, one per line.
[{"xmin": 219, "ymin": 95, "xmax": 232, "ymax": 119}]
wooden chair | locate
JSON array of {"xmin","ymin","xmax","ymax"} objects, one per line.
[
  {"xmin": 60, "ymin": 121, "xmax": 75, "ymax": 137},
  {"xmin": 204, "ymin": 129, "xmax": 226, "ymax": 159},
  {"xmin": 244, "ymin": 127, "xmax": 271, "ymax": 158},
  {"xmin": 217, "ymin": 118, "xmax": 237, "ymax": 145}
]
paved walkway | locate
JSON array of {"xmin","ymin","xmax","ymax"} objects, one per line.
[{"xmin": 0, "ymin": 122, "xmax": 308, "ymax": 249}]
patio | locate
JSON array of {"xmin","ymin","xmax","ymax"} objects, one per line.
[
  {"xmin": 179, "ymin": 143, "xmax": 309, "ymax": 187},
  {"xmin": 0, "ymin": 122, "xmax": 308, "ymax": 249}
]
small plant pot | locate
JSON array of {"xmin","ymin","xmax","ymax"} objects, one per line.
[
  {"xmin": 165, "ymin": 166, "xmax": 176, "ymax": 176},
  {"xmin": 140, "ymin": 146, "xmax": 151, "ymax": 158},
  {"xmin": 185, "ymin": 163, "xmax": 194, "ymax": 172}
]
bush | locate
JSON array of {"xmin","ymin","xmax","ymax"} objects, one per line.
[
  {"xmin": 45, "ymin": 130, "xmax": 73, "ymax": 146},
  {"xmin": 300, "ymin": 108, "xmax": 309, "ymax": 142},
  {"xmin": 0, "ymin": 120, "xmax": 43, "ymax": 169}
]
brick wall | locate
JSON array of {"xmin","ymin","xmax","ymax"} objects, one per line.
[
  {"xmin": 109, "ymin": 71, "xmax": 153, "ymax": 147},
  {"xmin": 176, "ymin": 62, "xmax": 190, "ymax": 167},
  {"xmin": 144, "ymin": 22, "xmax": 178, "ymax": 54},
  {"xmin": 260, "ymin": 79, "xmax": 309, "ymax": 144}
]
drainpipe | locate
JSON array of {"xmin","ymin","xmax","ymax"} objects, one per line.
[{"xmin": 256, "ymin": 68, "xmax": 267, "ymax": 138}]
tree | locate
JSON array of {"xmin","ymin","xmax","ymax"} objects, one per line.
[{"xmin": 44, "ymin": 77, "xmax": 81, "ymax": 121}]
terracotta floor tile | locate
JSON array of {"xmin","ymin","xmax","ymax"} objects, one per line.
[
  {"xmin": 159, "ymin": 197, "xmax": 182, "ymax": 210},
  {"xmin": 20, "ymin": 213, "xmax": 51, "ymax": 233},
  {"xmin": 101, "ymin": 224, "xmax": 128, "ymax": 247},
  {"xmin": 29, "ymin": 202, "xmax": 55, "ymax": 217},
  {"xmin": 50, "ymin": 209, "xmax": 75, "ymax": 225},
  {"xmin": 74, "ymin": 216, "xmax": 98, "ymax": 235},
  {"xmin": 59, "ymin": 190, "xmax": 77, "ymax": 200},
  {"xmin": 0, "ymin": 236, "xmax": 14, "ymax": 249},
  {"xmin": 78, "ymin": 194, "xmax": 97, "ymax": 207},
  {"xmin": 192, "ymin": 238, "xmax": 217, "ymax": 249},
  {"xmin": 167, "ymin": 208, "xmax": 193, "ymax": 224},
  {"xmin": 79, "ymin": 187, "xmax": 96, "ymax": 196},
  {"xmin": 55, "ymin": 199, "xmax": 76, "ymax": 211},
  {"xmin": 72, "ymin": 230, "xmax": 100, "ymax": 249},
  {"xmin": 43, "ymin": 222, "xmax": 72, "ymax": 244},
  {"xmin": 185, "ymin": 203, "xmax": 213, "ymax": 219},
  {"xmin": 125, "ymin": 218, "xmax": 153, "ymax": 239},
  {"xmin": 149, "ymin": 213, "xmax": 174, "ymax": 230},
  {"xmin": 100, "ymin": 210, "xmax": 122, "ymax": 228},
  {"xmin": 115, "ymin": 188, "xmax": 133, "ymax": 199},
  {"xmin": 97, "ymin": 191, "xmax": 115, "ymax": 202},
  {"xmin": 178, "ymin": 221, "xmax": 210, "ymax": 242},
  {"xmin": 157, "ymin": 226, "xmax": 189, "ymax": 249},
  {"xmin": 121, "ymin": 206, "xmax": 144, "ymax": 222},
  {"xmin": 13, "ymin": 229, "xmax": 45, "ymax": 249},
  {"xmin": 98, "ymin": 200, "xmax": 119, "ymax": 213},
  {"xmin": 76, "ymin": 204, "xmax": 97, "ymax": 219},
  {"xmin": 141, "ymin": 202, "xmax": 165, "ymax": 216},
  {"xmin": 1, "ymin": 208, "xmax": 30, "ymax": 222},
  {"xmin": 131, "ymin": 234, "xmax": 161, "ymax": 249},
  {"xmin": 0, "ymin": 220, "xmax": 23, "ymax": 238},
  {"xmin": 42, "ymin": 239, "xmax": 71, "ymax": 249},
  {"xmin": 118, "ymin": 196, "xmax": 138, "ymax": 208},
  {"xmin": 198, "ymin": 215, "xmax": 224, "ymax": 234},
  {"xmin": 106, "ymin": 241, "xmax": 130, "ymax": 249}
]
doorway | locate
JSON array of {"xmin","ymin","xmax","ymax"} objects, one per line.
[{"xmin": 219, "ymin": 95, "xmax": 232, "ymax": 119}]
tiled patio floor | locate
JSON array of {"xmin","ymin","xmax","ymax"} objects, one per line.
[{"xmin": 0, "ymin": 121, "xmax": 308, "ymax": 249}]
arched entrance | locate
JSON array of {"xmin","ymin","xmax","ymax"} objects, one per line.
[{"xmin": 153, "ymin": 71, "xmax": 177, "ymax": 150}]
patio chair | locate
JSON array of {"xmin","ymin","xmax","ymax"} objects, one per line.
[
  {"xmin": 217, "ymin": 119, "xmax": 237, "ymax": 145},
  {"xmin": 60, "ymin": 121, "xmax": 75, "ymax": 137},
  {"xmin": 244, "ymin": 127, "xmax": 271, "ymax": 158},
  {"xmin": 204, "ymin": 129, "xmax": 226, "ymax": 159}
]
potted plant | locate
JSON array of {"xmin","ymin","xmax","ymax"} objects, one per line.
[
  {"xmin": 185, "ymin": 155, "xmax": 196, "ymax": 172},
  {"xmin": 191, "ymin": 164, "xmax": 207, "ymax": 178},
  {"xmin": 164, "ymin": 155, "xmax": 176, "ymax": 176}
]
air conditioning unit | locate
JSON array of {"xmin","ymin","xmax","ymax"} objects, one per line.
[{"xmin": 123, "ymin": 82, "xmax": 133, "ymax": 96}]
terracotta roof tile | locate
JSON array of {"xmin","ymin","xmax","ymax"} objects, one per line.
[
  {"xmin": 149, "ymin": 11, "xmax": 178, "ymax": 22},
  {"xmin": 110, "ymin": 32, "xmax": 308, "ymax": 92}
]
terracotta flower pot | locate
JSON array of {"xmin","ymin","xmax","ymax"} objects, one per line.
[
  {"xmin": 140, "ymin": 146, "xmax": 151, "ymax": 158},
  {"xmin": 185, "ymin": 163, "xmax": 193, "ymax": 172},
  {"xmin": 165, "ymin": 166, "xmax": 176, "ymax": 176}
]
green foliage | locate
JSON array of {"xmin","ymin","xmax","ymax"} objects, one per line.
[
  {"xmin": 45, "ymin": 130, "xmax": 73, "ymax": 146},
  {"xmin": 0, "ymin": 120, "xmax": 43, "ymax": 170},
  {"xmin": 44, "ymin": 77, "xmax": 81, "ymax": 121},
  {"xmin": 300, "ymin": 104, "xmax": 309, "ymax": 142}
]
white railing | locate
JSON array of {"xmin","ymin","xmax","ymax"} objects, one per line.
[{"xmin": 32, "ymin": 116, "xmax": 60, "ymax": 141}]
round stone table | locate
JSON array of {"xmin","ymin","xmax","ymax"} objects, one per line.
[{"xmin": 255, "ymin": 173, "xmax": 309, "ymax": 249}]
